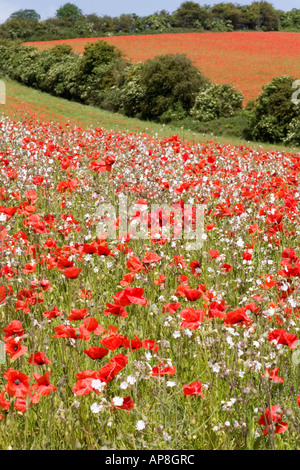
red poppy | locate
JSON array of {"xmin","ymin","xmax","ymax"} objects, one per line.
[
  {"xmin": 150, "ymin": 363, "xmax": 176, "ymax": 376},
  {"xmin": 180, "ymin": 308, "xmax": 204, "ymax": 329},
  {"xmin": 142, "ymin": 339, "xmax": 159, "ymax": 352},
  {"xmin": 43, "ymin": 305, "xmax": 63, "ymax": 320},
  {"xmin": 262, "ymin": 368, "xmax": 284, "ymax": 384},
  {"xmin": 126, "ymin": 256, "xmax": 145, "ymax": 273},
  {"xmin": 3, "ymin": 320, "xmax": 24, "ymax": 341},
  {"xmin": 224, "ymin": 308, "xmax": 252, "ymax": 327},
  {"xmin": 113, "ymin": 287, "xmax": 147, "ymax": 307},
  {"xmin": 83, "ymin": 347, "xmax": 109, "ymax": 360},
  {"xmin": 4, "ymin": 338, "xmax": 28, "ymax": 361},
  {"xmin": 258, "ymin": 405, "xmax": 288, "ymax": 435},
  {"xmin": 98, "ymin": 354, "xmax": 128, "ymax": 382},
  {"xmin": 111, "ymin": 396, "xmax": 135, "ymax": 411},
  {"xmin": 163, "ymin": 302, "xmax": 181, "ymax": 315},
  {"xmin": 182, "ymin": 381, "xmax": 205, "ymax": 398},
  {"xmin": 122, "ymin": 335, "xmax": 143, "ymax": 351},
  {"xmin": 68, "ymin": 308, "xmax": 88, "ymax": 321},
  {"xmin": 190, "ymin": 260, "xmax": 202, "ymax": 277},
  {"xmin": 82, "ymin": 317, "xmax": 105, "ymax": 335},
  {"xmin": 62, "ymin": 267, "xmax": 82, "ymax": 279},
  {"xmin": 267, "ymin": 329, "xmax": 298, "ymax": 349},
  {"xmin": 104, "ymin": 303, "xmax": 128, "ymax": 318},
  {"xmin": 143, "ymin": 253, "xmax": 161, "ymax": 264},
  {"xmin": 4, "ymin": 369, "xmax": 30, "ymax": 398},
  {"xmin": 32, "ymin": 372, "xmax": 57, "ymax": 396},
  {"xmin": 0, "ymin": 391, "xmax": 10, "ymax": 411},
  {"xmin": 28, "ymin": 352, "xmax": 52, "ymax": 365},
  {"xmin": 100, "ymin": 334, "xmax": 125, "ymax": 351}
]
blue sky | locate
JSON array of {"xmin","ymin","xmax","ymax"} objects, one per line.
[{"xmin": 0, "ymin": 1, "xmax": 298, "ymax": 23}]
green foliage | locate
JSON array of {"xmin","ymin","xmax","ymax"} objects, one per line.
[
  {"xmin": 245, "ymin": 76, "xmax": 300, "ymax": 143},
  {"xmin": 0, "ymin": 2, "xmax": 298, "ymax": 41},
  {"xmin": 191, "ymin": 83, "xmax": 244, "ymax": 122},
  {"xmin": 9, "ymin": 9, "xmax": 41, "ymax": 21},
  {"xmin": 138, "ymin": 53, "xmax": 208, "ymax": 121},
  {"xmin": 189, "ymin": 109, "xmax": 249, "ymax": 138},
  {"xmin": 56, "ymin": 3, "xmax": 83, "ymax": 21},
  {"xmin": 120, "ymin": 63, "xmax": 146, "ymax": 118},
  {"xmin": 46, "ymin": 55, "xmax": 81, "ymax": 99},
  {"xmin": 283, "ymin": 117, "xmax": 300, "ymax": 146},
  {"xmin": 159, "ymin": 102, "xmax": 187, "ymax": 123},
  {"xmin": 280, "ymin": 9, "xmax": 300, "ymax": 30},
  {"xmin": 77, "ymin": 41, "xmax": 129, "ymax": 106},
  {"xmin": 210, "ymin": 2, "xmax": 245, "ymax": 30},
  {"xmin": 79, "ymin": 41, "xmax": 123, "ymax": 77},
  {"xmin": 172, "ymin": 1, "xmax": 209, "ymax": 28}
]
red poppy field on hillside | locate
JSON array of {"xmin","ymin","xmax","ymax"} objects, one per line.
[
  {"xmin": 24, "ymin": 32, "xmax": 300, "ymax": 103},
  {"xmin": 0, "ymin": 98, "xmax": 300, "ymax": 449}
]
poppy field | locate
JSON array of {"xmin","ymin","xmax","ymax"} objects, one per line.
[
  {"xmin": 24, "ymin": 32, "xmax": 300, "ymax": 103},
  {"xmin": 0, "ymin": 111, "xmax": 300, "ymax": 450}
]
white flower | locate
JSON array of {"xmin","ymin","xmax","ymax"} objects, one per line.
[
  {"xmin": 112, "ymin": 397, "xmax": 124, "ymax": 407},
  {"xmin": 166, "ymin": 381, "xmax": 176, "ymax": 388},
  {"xmin": 184, "ymin": 329, "xmax": 193, "ymax": 338},
  {"xmin": 91, "ymin": 403, "xmax": 102, "ymax": 414},
  {"xmin": 136, "ymin": 420, "xmax": 146, "ymax": 431},
  {"xmin": 91, "ymin": 379, "xmax": 106, "ymax": 392},
  {"xmin": 236, "ymin": 238, "xmax": 244, "ymax": 247},
  {"xmin": 127, "ymin": 375, "xmax": 137, "ymax": 385}
]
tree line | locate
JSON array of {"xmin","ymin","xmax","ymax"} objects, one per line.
[{"xmin": 1, "ymin": 2, "xmax": 300, "ymax": 41}]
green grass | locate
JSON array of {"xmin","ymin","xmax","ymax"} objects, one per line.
[{"xmin": 0, "ymin": 77, "xmax": 299, "ymax": 153}]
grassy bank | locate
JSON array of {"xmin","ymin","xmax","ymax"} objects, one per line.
[{"xmin": 0, "ymin": 77, "xmax": 298, "ymax": 153}]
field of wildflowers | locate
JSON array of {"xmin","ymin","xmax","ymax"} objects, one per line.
[
  {"xmin": 24, "ymin": 32, "xmax": 300, "ymax": 103},
  {"xmin": 0, "ymin": 111, "xmax": 299, "ymax": 450}
]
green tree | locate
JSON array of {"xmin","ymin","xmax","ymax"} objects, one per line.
[
  {"xmin": 246, "ymin": 1, "xmax": 280, "ymax": 30},
  {"xmin": 172, "ymin": 1, "xmax": 209, "ymax": 28},
  {"xmin": 9, "ymin": 9, "xmax": 41, "ymax": 21},
  {"xmin": 56, "ymin": 3, "xmax": 83, "ymax": 21},
  {"xmin": 210, "ymin": 3, "xmax": 245, "ymax": 30},
  {"xmin": 245, "ymin": 76, "xmax": 300, "ymax": 143},
  {"xmin": 191, "ymin": 83, "xmax": 244, "ymax": 121},
  {"xmin": 77, "ymin": 41, "xmax": 129, "ymax": 105},
  {"xmin": 280, "ymin": 9, "xmax": 300, "ymax": 30},
  {"xmin": 139, "ymin": 53, "xmax": 208, "ymax": 121}
]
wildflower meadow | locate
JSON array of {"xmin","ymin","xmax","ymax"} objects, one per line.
[{"xmin": 0, "ymin": 114, "xmax": 299, "ymax": 450}]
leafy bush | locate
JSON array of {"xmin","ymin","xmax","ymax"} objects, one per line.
[
  {"xmin": 245, "ymin": 75, "xmax": 300, "ymax": 143},
  {"xmin": 191, "ymin": 83, "xmax": 244, "ymax": 121},
  {"xmin": 138, "ymin": 53, "xmax": 208, "ymax": 121},
  {"xmin": 45, "ymin": 54, "xmax": 81, "ymax": 99},
  {"xmin": 34, "ymin": 45, "xmax": 76, "ymax": 93},
  {"xmin": 159, "ymin": 102, "xmax": 187, "ymax": 123},
  {"xmin": 2, "ymin": 45, "xmax": 39, "ymax": 85},
  {"xmin": 283, "ymin": 117, "xmax": 300, "ymax": 146},
  {"xmin": 77, "ymin": 41, "xmax": 130, "ymax": 105}
]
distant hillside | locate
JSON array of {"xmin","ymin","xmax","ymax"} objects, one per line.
[{"xmin": 24, "ymin": 32, "xmax": 300, "ymax": 103}]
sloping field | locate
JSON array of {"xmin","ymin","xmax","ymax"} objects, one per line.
[
  {"xmin": 24, "ymin": 32, "xmax": 300, "ymax": 103},
  {"xmin": 0, "ymin": 107, "xmax": 300, "ymax": 449},
  {"xmin": 0, "ymin": 78, "xmax": 296, "ymax": 152}
]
